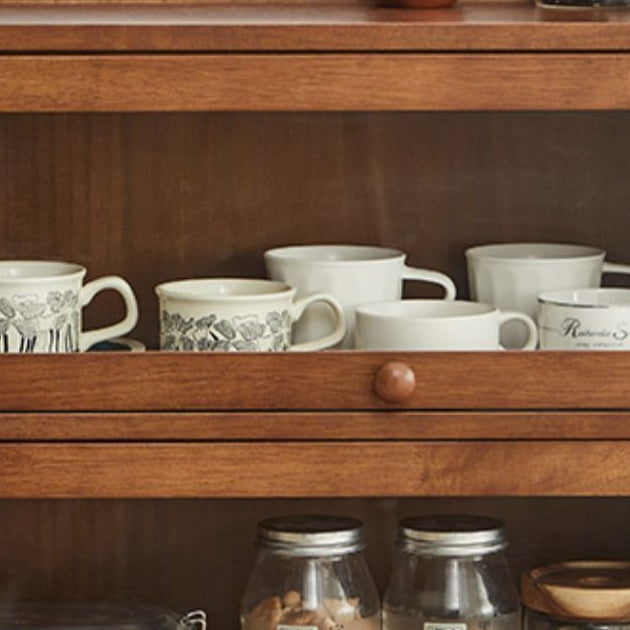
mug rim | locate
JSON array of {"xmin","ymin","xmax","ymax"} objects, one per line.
[
  {"xmin": 356, "ymin": 299, "xmax": 496, "ymax": 321},
  {"xmin": 539, "ymin": 287, "xmax": 630, "ymax": 308},
  {"xmin": 155, "ymin": 277, "xmax": 295, "ymax": 301},
  {"xmin": 0, "ymin": 260, "xmax": 86, "ymax": 281},
  {"xmin": 264, "ymin": 244, "xmax": 405, "ymax": 264},
  {"xmin": 465, "ymin": 242, "xmax": 604, "ymax": 262}
]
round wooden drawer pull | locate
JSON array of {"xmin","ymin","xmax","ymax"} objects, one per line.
[{"xmin": 374, "ymin": 361, "xmax": 416, "ymax": 403}]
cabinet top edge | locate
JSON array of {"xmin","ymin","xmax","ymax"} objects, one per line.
[{"xmin": 1, "ymin": 0, "xmax": 630, "ymax": 52}]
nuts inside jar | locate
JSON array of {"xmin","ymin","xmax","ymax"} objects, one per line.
[{"xmin": 243, "ymin": 591, "xmax": 379, "ymax": 630}]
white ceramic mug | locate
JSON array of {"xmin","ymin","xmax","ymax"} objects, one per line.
[
  {"xmin": 0, "ymin": 261, "xmax": 138, "ymax": 353},
  {"xmin": 155, "ymin": 278, "xmax": 346, "ymax": 352},
  {"xmin": 539, "ymin": 288, "xmax": 630, "ymax": 351},
  {"xmin": 355, "ymin": 299, "xmax": 537, "ymax": 351},
  {"xmin": 265, "ymin": 244, "xmax": 457, "ymax": 349},
  {"xmin": 466, "ymin": 243, "xmax": 630, "ymax": 349}
]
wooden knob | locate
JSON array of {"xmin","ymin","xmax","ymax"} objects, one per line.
[{"xmin": 374, "ymin": 361, "xmax": 416, "ymax": 403}]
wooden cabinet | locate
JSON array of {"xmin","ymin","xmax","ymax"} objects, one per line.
[
  {"xmin": 3, "ymin": 351, "xmax": 630, "ymax": 496},
  {"xmin": 1, "ymin": 1, "xmax": 630, "ymax": 628}
]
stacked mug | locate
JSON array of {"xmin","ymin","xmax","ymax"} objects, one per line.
[
  {"xmin": 466, "ymin": 243, "xmax": 630, "ymax": 351},
  {"xmin": 153, "ymin": 243, "xmax": 544, "ymax": 353},
  {"xmin": 264, "ymin": 245, "xmax": 537, "ymax": 353},
  {"xmin": 155, "ymin": 245, "xmax": 463, "ymax": 352}
]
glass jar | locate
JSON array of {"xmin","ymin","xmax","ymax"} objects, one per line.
[
  {"xmin": 240, "ymin": 514, "xmax": 381, "ymax": 630},
  {"xmin": 522, "ymin": 561, "xmax": 630, "ymax": 630},
  {"xmin": 0, "ymin": 602, "xmax": 206, "ymax": 630},
  {"xmin": 382, "ymin": 515, "xmax": 520, "ymax": 630}
]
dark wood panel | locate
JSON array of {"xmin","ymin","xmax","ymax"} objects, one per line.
[
  {"xmin": 2, "ymin": 112, "xmax": 630, "ymax": 347},
  {"xmin": 0, "ymin": 441, "xmax": 628, "ymax": 497},
  {"xmin": 1, "ymin": 1, "xmax": 630, "ymax": 52},
  {"xmin": 1, "ymin": 54, "xmax": 630, "ymax": 112}
]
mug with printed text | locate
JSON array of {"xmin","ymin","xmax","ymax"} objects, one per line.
[
  {"xmin": 539, "ymin": 288, "xmax": 630, "ymax": 350},
  {"xmin": 466, "ymin": 243, "xmax": 630, "ymax": 348}
]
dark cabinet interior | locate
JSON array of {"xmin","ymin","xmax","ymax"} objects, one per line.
[
  {"xmin": 3, "ymin": 111, "xmax": 629, "ymax": 347},
  {"xmin": 1, "ymin": 497, "xmax": 627, "ymax": 630}
]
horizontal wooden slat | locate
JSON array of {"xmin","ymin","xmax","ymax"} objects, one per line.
[
  {"xmin": 3, "ymin": 411, "xmax": 630, "ymax": 440},
  {"xmin": 1, "ymin": 53, "xmax": 630, "ymax": 112},
  {"xmin": 2, "ymin": 351, "xmax": 630, "ymax": 412},
  {"xmin": 0, "ymin": 440, "xmax": 627, "ymax": 497},
  {"xmin": 2, "ymin": 1, "xmax": 630, "ymax": 52}
]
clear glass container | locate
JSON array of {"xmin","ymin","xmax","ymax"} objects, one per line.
[
  {"xmin": 382, "ymin": 515, "xmax": 520, "ymax": 630},
  {"xmin": 0, "ymin": 602, "xmax": 206, "ymax": 630},
  {"xmin": 240, "ymin": 514, "xmax": 381, "ymax": 630}
]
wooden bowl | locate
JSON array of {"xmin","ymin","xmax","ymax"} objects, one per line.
[{"xmin": 522, "ymin": 561, "xmax": 630, "ymax": 621}]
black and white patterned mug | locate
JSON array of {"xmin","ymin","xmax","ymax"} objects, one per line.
[
  {"xmin": 155, "ymin": 278, "xmax": 346, "ymax": 352},
  {"xmin": 0, "ymin": 260, "xmax": 139, "ymax": 353}
]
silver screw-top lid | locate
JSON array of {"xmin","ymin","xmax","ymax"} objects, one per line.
[
  {"xmin": 257, "ymin": 514, "xmax": 365, "ymax": 556},
  {"xmin": 398, "ymin": 514, "xmax": 507, "ymax": 556}
]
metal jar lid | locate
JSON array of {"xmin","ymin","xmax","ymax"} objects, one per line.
[
  {"xmin": 257, "ymin": 514, "xmax": 365, "ymax": 556},
  {"xmin": 522, "ymin": 561, "xmax": 630, "ymax": 622},
  {"xmin": 397, "ymin": 514, "xmax": 508, "ymax": 556}
]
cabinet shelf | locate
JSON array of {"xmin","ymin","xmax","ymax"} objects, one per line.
[
  {"xmin": 0, "ymin": 1, "xmax": 628, "ymax": 498},
  {"xmin": 2, "ymin": 1, "xmax": 630, "ymax": 111},
  {"xmin": 1, "ymin": 1, "xmax": 629, "ymax": 615},
  {"xmin": 0, "ymin": 351, "xmax": 628, "ymax": 499},
  {"xmin": 2, "ymin": 351, "xmax": 629, "ymax": 412}
]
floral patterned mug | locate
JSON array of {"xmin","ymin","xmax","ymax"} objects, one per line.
[
  {"xmin": 155, "ymin": 278, "xmax": 346, "ymax": 352},
  {"xmin": 0, "ymin": 260, "xmax": 139, "ymax": 353}
]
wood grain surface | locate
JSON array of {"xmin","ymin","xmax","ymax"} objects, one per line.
[
  {"xmin": 2, "ymin": 411, "xmax": 630, "ymax": 440},
  {"xmin": 1, "ymin": 351, "xmax": 630, "ymax": 411},
  {"xmin": 0, "ymin": 440, "xmax": 627, "ymax": 497},
  {"xmin": 2, "ymin": 53, "xmax": 630, "ymax": 112},
  {"xmin": 1, "ymin": 1, "xmax": 630, "ymax": 52}
]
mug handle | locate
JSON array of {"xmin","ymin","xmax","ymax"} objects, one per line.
[
  {"xmin": 603, "ymin": 261, "xmax": 630, "ymax": 278},
  {"xmin": 498, "ymin": 311, "xmax": 538, "ymax": 351},
  {"xmin": 289, "ymin": 292, "xmax": 346, "ymax": 351},
  {"xmin": 402, "ymin": 265, "xmax": 457, "ymax": 300},
  {"xmin": 78, "ymin": 276, "xmax": 139, "ymax": 352}
]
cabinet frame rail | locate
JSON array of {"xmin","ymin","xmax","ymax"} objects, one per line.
[
  {"xmin": 0, "ymin": 440, "xmax": 624, "ymax": 498},
  {"xmin": 2, "ymin": 53, "xmax": 630, "ymax": 112}
]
